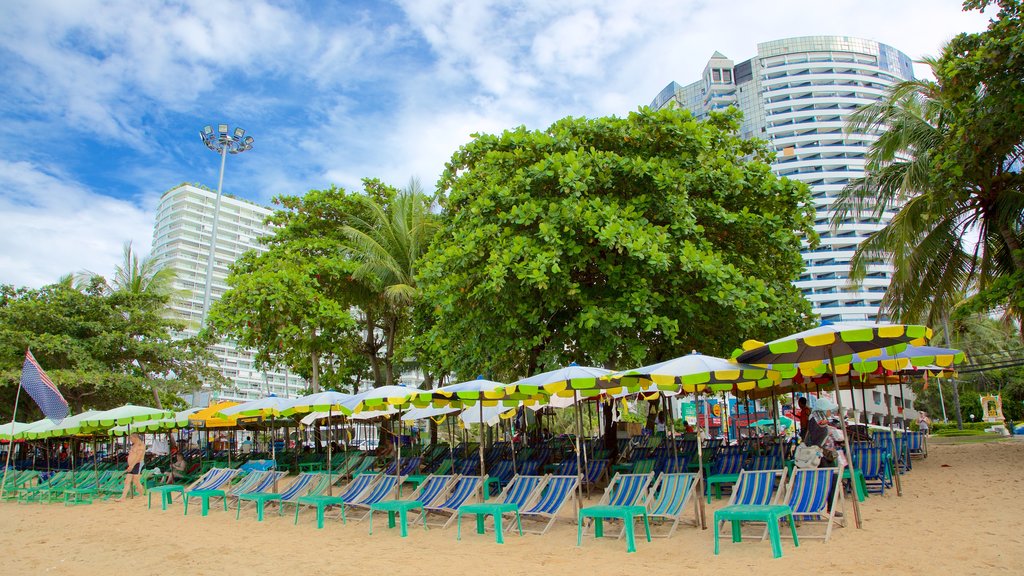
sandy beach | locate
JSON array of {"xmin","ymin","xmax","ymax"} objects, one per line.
[{"xmin": 2, "ymin": 440, "xmax": 1022, "ymax": 576}]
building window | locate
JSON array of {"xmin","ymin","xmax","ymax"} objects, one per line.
[
  {"xmin": 712, "ymin": 69, "xmax": 722, "ymax": 82},
  {"xmin": 872, "ymin": 391, "xmax": 882, "ymax": 404}
]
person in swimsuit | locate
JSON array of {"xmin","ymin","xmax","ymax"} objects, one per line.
[{"xmin": 115, "ymin": 433, "xmax": 147, "ymax": 501}]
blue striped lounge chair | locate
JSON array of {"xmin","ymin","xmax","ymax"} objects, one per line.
[
  {"xmin": 518, "ymin": 475, "xmax": 580, "ymax": 535},
  {"xmin": 583, "ymin": 459, "xmax": 609, "ymax": 487},
  {"xmin": 905, "ymin": 431, "xmax": 927, "ymax": 459},
  {"xmin": 706, "ymin": 452, "xmax": 748, "ymax": 503},
  {"xmin": 781, "ymin": 467, "xmax": 844, "ymax": 542},
  {"xmin": 408, "ymin": 474, "xmax": 458, "ymax": 508},
  {"xmin": 294, "ymin": 472, "xmax": 380, "ymax": 526},
  {"xmin": 744, "ymin": 453, "xmax": 783, "ymax": 472},
  {"xmin": 346, "ymin": 475, "xmax": 405, "ymax": 522},
  {"xmin": 182, "ymin": 468, "xmax": 241, "ymax": 514},
  {"xmin": 455, "ymin": 474, "xmax": 545, "ymax": 539},
  {"xmin": 270, "ymin": 472, "xmax": 323, "ymax": 514},
  {"xmin": 713, "ymin": 469, "xmax": 786, "ymax": 540},
  {"xmin": 646, "ymin": 472, "xmax": 699, "ymax": 537},
  {"xmin": 488, "ymin": 460, "xmax": 515, "ymax": 489},
  {"xmin": 383, "ymin": 456, "xmax": 421, "ymax": 476},
  {"xmin": 420, "ymin": 475, "xmax": 485, "ymax": 528},
  {"xmin": 518, "ymin": 460, "xmax": 541, "ymax": 476},
  {"xmin": 852, "ymin": 446, "xmax": 890, "ymax": 495},
  {"xmin": 578, "ymin": 473, "xmax": 654, "ymax": 540},
  {"xmin": 227, "ymin": 470, "xmax": 288, "ymax": 503}
]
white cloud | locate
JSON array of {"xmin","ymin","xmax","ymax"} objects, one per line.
[{"xmin": 0, "ymin": 160, "xmax": 155, "ymax": 287}]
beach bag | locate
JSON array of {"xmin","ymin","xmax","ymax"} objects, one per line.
[{"xmin": 793, "ymin": 443, "xmax": 822, "ymax": 469}]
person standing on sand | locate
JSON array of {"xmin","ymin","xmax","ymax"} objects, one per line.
[
  {"xmin": 115, "ymin": 434, "xmax": 147, "ymax": 501},
  {"xmin": 797, "ymin": 397, "xmax": 811, "ymax": 441}
]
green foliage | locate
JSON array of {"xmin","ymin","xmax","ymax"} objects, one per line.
[
  {"xmin": 418, "ymin": 107, "xmax": 817, "ymax": 380},
  {"xmin": 0, "ymin": 278, "xmax": 221, "ymax": 420},
  {"xmin": 210, "ymin": 179, "xmax": 439, "ymax": 391},
  {"xmin": 834, "ymin": 2, "xmax": 1024, "ymax": 330}
]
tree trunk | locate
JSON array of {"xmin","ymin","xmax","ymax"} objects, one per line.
[
  {"xmin": 995, "ymin": 218, "xmax": 1024, "ymax": 272},
  {"xmin": 363, "ymin": 312, "xmax": 384, "ymax": 387},
  {"xmin": 310, "ymin": 350, "xmax": 321, "ymax": 393}
]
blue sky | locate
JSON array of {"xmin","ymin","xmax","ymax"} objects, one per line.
[{"xmin": 0, "ymin": 0, "xmax": 992, "ymax": 287}]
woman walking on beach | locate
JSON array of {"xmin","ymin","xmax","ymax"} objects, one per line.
[{"xmin": 115, "ymin": 434, "xmax": 147, "ymax": 501}]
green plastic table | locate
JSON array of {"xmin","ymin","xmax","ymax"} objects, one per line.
[
  {"xmin": 457, "ymin": 503, "xmax": 521, "ymax": 544},
  {"xmin": 713, "ymin": 504, "xmax": 799, "ymax": 559},
  {"xmin": 236, "ymin": 492, "xmax": 281, "ymax": 521},
  {"xmin": 403, "ymin": 475, "xmax": 427, "ymax": 490},
  {"xmin": 368, "ymin": 500, "xmax": 425, "ymax": 537},
  {"xmin": 577, "ymin": 505, "xmax": 651, "ymax": 553},
  {"xmin": 841, "ymin": 468, "xmax": 867, "ymax": 502},
  {"xmin": 183, "ymin": 489, "xmax": 227, "ymax": 516},
  {"xmin": 706, "ymin": 473, "xmax": 740, "ymax": 503},
  {"xmin": 295, "ymin": 495, "xmax": 347, "ymax": 528},
  {"xmin": 610, "ymin": 463, "xmax": 633, "ymax": 475},
  {"xmin": 148, "ymin": 485, "xmax": 185, "ymax": 510}
]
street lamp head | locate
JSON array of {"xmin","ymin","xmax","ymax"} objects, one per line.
[
  {"xmin": 233, "ymin": 127, "xmax": 245, "ymax": 139},
  {"xmin": 218, "ymin": 124, "xmax": 229, "ymax": 135},
  {"xmin": 203, "ymin": 125, "xmax": 214, "ymax": 136},
  {"xmin": 200, "ymin": 123, "xmax": 254, "ymax": 156}
]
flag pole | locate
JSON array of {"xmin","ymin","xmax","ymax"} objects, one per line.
[{"xmin": 0, "ymin": 372, "xmax": 25, "ymax": 500}]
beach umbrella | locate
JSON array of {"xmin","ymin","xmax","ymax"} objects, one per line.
[
  {"xmin": 82, "ymin": 404, "xmax": 175, "ymax": 428},
  {"xmin": 280, "ymin": 391, "xmax": 353, "ymax": 495},
  {"xmin": 736, "ymin": 321, "xmax": 933, "ymax": 529},
  {"xmin": 341, "ymin": 385, "xmax": 420, "ymax": 488},
  {"xmin": 111, "ymin": 408, "xmax": 196, "ymax": 435},
  {"xmin": 429, "ymin": 378, "xmax": 509, "ymax": 481},
  {"xmin": 510, "ymin": 365, "xmax": 615, "ymax": 505},
  {"xmin": 22, "ymin": 410, "xmax": 107, "ymax": 439},
  {"xmin": 0, "ymin": 421, "xmax": 34, "ymax": 441}
]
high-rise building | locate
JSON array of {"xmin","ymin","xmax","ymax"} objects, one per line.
[
  {"xmin": 150, "ymin": 183, "xmax": 306, "ymax": 401},
  {"xmin": 652, "ymin": 36, "xmax": 918, "ymax": 425}
]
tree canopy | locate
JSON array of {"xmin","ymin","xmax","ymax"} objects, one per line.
[
  {"xmin": 0, "ymin": 277, "xmax": 221, "ymax": 420},
  {"xmin": 416, "ymin": 107, "xmax": 817, "ymax": 381}
]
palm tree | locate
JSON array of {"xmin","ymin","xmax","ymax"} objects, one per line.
[
  {"xmin": 832, "ymin": 55, "xmax": 1024, "ymax": 331},
  {"xmin": 342, "ymin": 180, "xmax": 439, "ymax": 386}
]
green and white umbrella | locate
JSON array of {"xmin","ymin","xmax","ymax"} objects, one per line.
[
  {"xmin": 82, "ymin": 404, "xmax": 175, "ymax": 428},
  {"xmin": 736, "ymin": 321, "xmax": 934, "ymax": 529},
  {"xmin": 0, "ymin": 421, "xmax": 35, "ymax": 441},
  {"xmin": 23, "ymin": 410, "xmax": 107, "ymax": 439},
  {"xmin": 109, "ymin": 408, "xmax": 197, "ymax": 436}
]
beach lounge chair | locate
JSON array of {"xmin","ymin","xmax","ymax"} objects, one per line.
[
  {"xmin": 578, "ymin": 473, "xmax": 654, "ymax": 553},
  {"xmin": 456, "ymin": 474, "xmax": 545, "ymax": 543},
  {"xmin": 364, "ymin": 474, "xmax": 459, "ymax": 537},
  {"xmin": 780, "ymin": 466, "xmax": 844, "ymax": 542},
  {"xmin": 852, "ymin": 446, "xmax": 890, "ymax": 496},
  {"xmin": 581, "ymin": 473, "xmax": 651, "ymax": 549},
  {"xmin": 745, "ymin": 453, "xmax": 783, "ymax": 471},
  {"xmin": 646, "ymin": 472, "xmax": 699, "ymax": 538},
  {"xmin": 517, "ymin": 475, "xmax": 579, "ymax": 535},
  {"xmin": 295, "ymin": 472, "xmax": 380, "ymax": 528},
  {"xmin": 712, "ymin": 469, "xmax": 798, "ymax": 558},
  {"xmin": 345, "ymin": 475, "xmax": 405, "ymax": 522},
  {"xmin": 420, "ymin": 475, "xmax": 486, "ymax": 528},
  {"xmin": 383, "ymin": 456, "xmax": 421, "ymax": 476},
  {"xmin": 706, "ymin": 452, "xmax": 748, "ymax": 503},
  {"xmin": 182, "ymin": 468, "xmax": 241, "ymax": 516},
  {"xmin": 487, "ymin": 460, "xmax": 515, "ymax": 490},
  {"xmin": 17, "ymin": 471, "xmax": 73, "ymax": 503},
  {"xmin": 236, "ymin": 472, "xmax": 322, "ymax": 521},
  {"xmin": 906, "ymin": 431, "xmax": 927, "ymax": 459}
]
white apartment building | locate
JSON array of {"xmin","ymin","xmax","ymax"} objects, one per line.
[
  {"xmin": 150, "ymin": 183, "xmax": 306, "ymax": 402},
  {"xmin": 652, "ymin": 36, "xmax": 919, "ymax": 425}
]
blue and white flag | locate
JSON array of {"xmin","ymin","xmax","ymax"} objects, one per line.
[{"xmin": 20, "ymin": 350, "xmax": 70, "ymax": 421}]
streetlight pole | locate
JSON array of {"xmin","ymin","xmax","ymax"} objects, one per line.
[{"xmin": 198, "ymin": 124, "xmax": 254, "ymax": 327}]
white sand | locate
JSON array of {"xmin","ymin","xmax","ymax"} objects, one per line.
[{"xmin": 1, "ymin": 440, "xmax": 1022, "ymax": 576}]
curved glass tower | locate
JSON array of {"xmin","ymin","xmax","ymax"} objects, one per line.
[
  {"xmin": 652, "ymin": 36, "xmax": 914, "ymax": 324},
  {"xmin": 652, "ymin": 37, "xmax": 919, "ymax": 425}
]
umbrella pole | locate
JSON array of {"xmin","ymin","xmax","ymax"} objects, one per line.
[
  {"xmin": 883, "ymin": 377, "xmax": 903, "ymax": 496},
  {"xmin": 574, "ymin": 391, "xmax": 588, "ymax": 502},
  {"xmin": 771, "ymin": 385, "xmax": 780, "ymax": 452},
  {"xmin": 478, "ymin": 401, "xmax": 486, "ymax": 481},
  {"xmin": 508, "ymin": 414, "xmax": 518, "ymax": 475},
  {"xmin": 327, "ymin": 408, "xmax": 333, "ymax": 497},
  {"xmin": 664, "ymin": 395, "xmax": 679, "ymax": 471},
  {"xmin": 695, "ymin": 393, "xmax": 707, "ymax": 529},
  {"xmin": 70, "ymin": 437, "xmax": 76, "ymax": 488},
  {"xmin": 860, "ymin": 384, "xmax": 870, "ymax": 425},
  {"xmin": 827, "ymin": 345, "xmax": 863, "ymax": 529}
]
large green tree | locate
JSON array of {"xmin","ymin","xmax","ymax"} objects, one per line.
[
  {"xmin": 210, "ymin": 179, "xmax": 438, "ymax": 391},
  {"xmin": 417, "ymin": 107, "xmax": 817, "ymax": 381},
  {"xmin": 833, "ymin": 1, "xmax": 1024, "ymax": 331},
  {"xmin": 0, "ymin": 277, "xmax": 221, "ymax": 420}
]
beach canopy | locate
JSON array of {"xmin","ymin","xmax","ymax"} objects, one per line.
[
  {"xmin": 113, "ymin": 408, "xmax": 198, "ymax": 435},
  {"xmin": 735, "ymin": 322, "xmax": 933, "ymax": 376},
  {"xmin": 189, "ymin": 401, "xmax": 241, "ymax": 428},
  {"xmin": 82, "ymin": 404, "xmax": 175, "ymax": 428},
  {"xmin": 611, "ymin": 352, "xmax": 781, "ymax": 394},
  {"xmin": 281, "ymin": 391, "xmax": 354, "ymax": 416},
  {"xmin": 0, "ymin": 421, "xmax": 35, "ymax": 441},
  {"xmin": 340, "ymin": 385, "xmax": 419, "ymax": 416},
  {"xmin": 22, "ymin": 410, "xmax": 106, "ymax": 439},
  {"xmin": 217, "ymin": 397, "xmax": 293, "ymax": 419}
]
